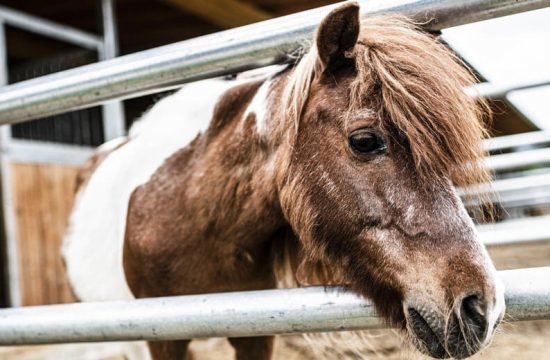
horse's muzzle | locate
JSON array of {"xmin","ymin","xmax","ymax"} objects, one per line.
[{"xmin": 405, "ymin": 294, "xmax": 502, "ymax": 359}]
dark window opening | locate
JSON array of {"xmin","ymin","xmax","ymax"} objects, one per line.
[{"xmin": 6, "ymin": 26, "xmax": 105, "ymax": 147}]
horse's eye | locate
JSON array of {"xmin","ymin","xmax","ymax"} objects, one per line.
[{"xmin": 348, "ymin": 129, "xmax": 386, "ymax": 157}]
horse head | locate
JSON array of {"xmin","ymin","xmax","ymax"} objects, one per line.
[{"xmin": 272, "ymin": 3, "xmax": 504, "ymax": 358}]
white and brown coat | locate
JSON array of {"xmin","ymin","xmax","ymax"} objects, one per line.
[{"xmin": 63, "ymin": 3, "xmax": 504, "ymax": 359}]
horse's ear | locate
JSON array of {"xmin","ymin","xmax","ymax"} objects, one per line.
[{"xmin": 316, "ymin": 1, "xmax": 360, "ymax": 72}]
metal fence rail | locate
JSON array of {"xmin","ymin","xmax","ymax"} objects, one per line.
[
  {"xmin": 484, "ymin": 147, "xmax": 550, "ymax": 172},
  {"xmin": 479, "ymin": 216, "xmax": 550, "ymax": 246},
  {"xmin": 459, "ymin": 173, "xmax": 550, "ymax": 204},
  {"xmin": 484, "ymin": 131, "xmax": 550, "ymax": 152},
  {"xmin": 466, "ymin": 77, "xmax": 550, "ymax": 99},
  {"xmin": 0, "ymin": 5, "xmax": 102, "ymax": 50},
  {"xmin": 0, "ymin": 266, "xmax": 548, "ymax": 345},
  {"xmin": 0, "ymin": 0, "xmax": 547, "ymax": 125}
]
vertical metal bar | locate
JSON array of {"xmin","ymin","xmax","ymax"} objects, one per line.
[
  {"xmin": 99, "ymin": 0, "xmax": 125, "ymax": 141},
  {"xmin": 0, "ymin": 19, "xmax": 21, "ymax": 307},
  {"xmin": 100, "ymin": 0, "xmax": 118, "ymax": 60}
]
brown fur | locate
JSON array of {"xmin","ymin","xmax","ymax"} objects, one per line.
[{"xmin": 75, "ymin": 3, "xmax": 503, "ymax": 359}]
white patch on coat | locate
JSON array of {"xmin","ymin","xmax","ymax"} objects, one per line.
[
  {"xmin": 236, "ymin": 64, "xmax": 286, "ymax": 80},
  {"xmin": 96, "ymin": 136, "xmax": 127, "ymax": 153},
  {"xmin": 62, "ymin": 78, "xmax": 239, "ymax": 302},
  {"xmin": 243, "ymin": 78, "xmax": 272, "ymax": 136}
]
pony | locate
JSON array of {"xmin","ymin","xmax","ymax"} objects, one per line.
[{"xmin": 62, "ymin": 2, "xmax": 505, "ymax": 359}]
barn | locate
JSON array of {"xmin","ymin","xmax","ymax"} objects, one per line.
[{"xmin": 0, "ymin": 0, "xmax": 548, "ymax": 359}]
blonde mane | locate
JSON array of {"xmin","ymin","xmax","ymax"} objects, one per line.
[{"xmin": 281, "ymin": 15, "xmax": 491, "ymax": 189}]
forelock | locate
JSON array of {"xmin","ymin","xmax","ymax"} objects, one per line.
[{"xmin": 349, "ymin": 16, "xmax": 490, "ymax": 188}]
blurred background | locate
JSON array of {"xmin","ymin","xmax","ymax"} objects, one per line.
[{"xmin": 0, "ymin": 1, "xmax": 548, "ymax": 359}]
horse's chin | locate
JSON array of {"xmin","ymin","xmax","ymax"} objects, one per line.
[
  {"xmin": 406, "ymin": 325, "xmax": 450, "ymax": 359},
  {"xmin": 408, "ymin": 335, "xmax": 485, "ymax": 360}
]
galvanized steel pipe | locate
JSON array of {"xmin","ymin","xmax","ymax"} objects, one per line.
[
  {"xmin": 483, "ymin": 130, "xmax": 550, "ymax": 152},
  {"xmin": 0, "ymin": 0, "xmax": 548, "ymax": 125},
  {"xmin": 0, "ymin": 5, "xmax": 102, "ymax": 50},
  {"xmin": 466, "ymin": 77, "xmax": 550, "ymax": 99},
  {"xmin": 0, "ymin": 267, "xmax": 549, "ymax": 345}
]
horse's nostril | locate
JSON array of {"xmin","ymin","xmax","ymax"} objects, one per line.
[{"xmin": 459, "ymin": 294, "xmax": 488, "ymax": 339}]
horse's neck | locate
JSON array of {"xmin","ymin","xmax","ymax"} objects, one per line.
[{"xmin": 207, "ymin": 80, "xmax": 289, "ymax": 238}]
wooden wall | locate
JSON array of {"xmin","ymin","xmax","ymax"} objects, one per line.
[{"xmin": 11, "ymin": 163, "xmax": 79, "ymax": 306}]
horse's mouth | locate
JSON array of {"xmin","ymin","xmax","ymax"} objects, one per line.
[{"xmin": 407, "ymin": 308, "xmax": 448, "ymax": 359}]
